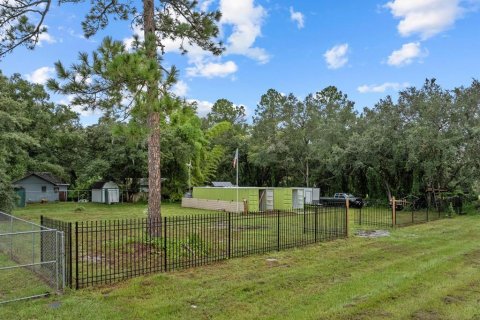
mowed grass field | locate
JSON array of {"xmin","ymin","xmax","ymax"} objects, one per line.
[
  {"xmin": 12, "ymin": 202, "xmax": 219, "ymax": 222},
  {"xmin": 1, "ymin": 202, "xmax": 480, "ymax": 319}
]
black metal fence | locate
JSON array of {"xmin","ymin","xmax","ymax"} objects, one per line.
[
  {"xmin": 394, "ymin": 202, "xmax": 444, "ymax": 227},
  {"xmin": 353, "ymin": 200, "xmax": 393, "ymax": 228},
  {"xmin": 353, "ymin": 198, "xmax": 448, "ymax": 229},
  {"xmin": 41, "ymin": 204, "xmax": 347, "ymax": 289}
]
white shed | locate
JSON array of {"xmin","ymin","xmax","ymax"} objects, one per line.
[
  {"xmin": 292, "ymin": 188, "xmax": 305, "ymax": 209},
  {"xmin": 303, "ymin": 188, "xmax": 321, "ymax": 204},
  {"xmin": 91, "ymin": 181, "xmax": 120, "ymax": 204}
]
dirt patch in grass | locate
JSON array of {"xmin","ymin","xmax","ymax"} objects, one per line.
[
  {"xmin": 356, "ymin": 230, "xmax": 390, "ymax": 238},
  {"xmin": 463, "ymin": 250, "xmax": 480, "ymax": 266},
  {"xmin": 350, "ymin": 309, "xmax": 393, "ymax": 319},
  {"xmin": 411, "ymin": 310, "xmax": 442, "ymax": 320},
  {"xmin": 265, "ymin": 258, "xmax": 279, "ymax": 267},
  {"xmin": 443, "ymin": 294, "xmax": 465, "ymax": 304}
]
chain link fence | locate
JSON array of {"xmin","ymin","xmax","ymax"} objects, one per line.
[
  {"xmin": 0, "ymin": 211, "xmax": 65, "ymax": 304},
  {"xmin": 20, "ymin": 190, "xmax": 145, "ymax": 203}
]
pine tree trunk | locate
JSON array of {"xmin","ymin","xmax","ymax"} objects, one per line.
[
  {"xmin": 143, "ymin": 0, "xmax": 162, "ymax": 224},
  {"xmin": 147, "ymin": 112, "xmax": 161, "ymax": 219}
]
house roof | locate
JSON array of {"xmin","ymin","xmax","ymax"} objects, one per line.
[
  {"xmin": 212, "ymin": 181, "xmax": 234, "ymax": 187},
  {"xmin": 13, "ymin": 172, "xmax": 69, "ymax": 186},
  {"xmin": 91, "ymin": 181, "xmax": 107, "ymax": 189},
  {"xmin": 91, "ymin": 181, "xmax": 120, "ymax": 189}
]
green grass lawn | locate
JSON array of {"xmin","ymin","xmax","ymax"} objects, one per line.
[
  {"xmin": 12, "ymin": 203, "xmax": 346, "ymax": 289},
  {"xmin": 1, "ymin": 207, "xmax": 480, "ymax": 319},
  {"xmin": 0, "ymin": 253, "xmax": 52, "ymax": 304},
  {"xmin": 12, "ymin": 202, "xmax": 219, "ymax": 223}
]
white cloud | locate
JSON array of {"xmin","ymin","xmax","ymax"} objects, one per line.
[
  {"xmin": 188, "ymin": 98, "xmax": 249, "ymax": 119},
  {"xmin": 25, "ymin": 66, "xmax": 54, "ymax": 84},
  {"xmin": 199, "ymin": 0, "xmax": 214, "ymax": 11},
  {"xmin": 186, "ymin": 60, "xmax": 238, "ymax": 78},
  {"xmin": 37, "ymin": 31, "xmax": 56, "ymax": 46},
  {"xmin": 220, "ymin": 0, "xmax": 270, "ymax": 64},
  {"xmin": 289, "ymin": 7, "xmax": 305, "ymax": 29},
  {"xmin": 122, "ymin": 0, "xmax": 270, "ymax": 78},
  {"xmin": 123, "ymin": 25, "xmax": 143, "ymax": 51},
  {"xmin": 187, "ymin": 99, "xmax": 214, "ymax": 117},
  {"xmin": 385, "ymin": 0, "xmax": 466, "ymax": 39},
  {"xmin": 73, "ymin": 73, "xmax": 92, "ymax": 85},
  {"xmin": 357, "ymin": 82, "xmax": 410, "ymax": 93},
  {"xmin": 171, "ymin": 80, "xmax": 189, "ymax": 96},
  {"xmin": 324, "ymin": 43, "xmax": 349, "ymax": 69},
  {"xmin": 387, "ymin": 42, "xmax": 428, "ymax": 66}
]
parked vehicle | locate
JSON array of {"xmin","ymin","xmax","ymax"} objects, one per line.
[
  {"xmin": 333, "ymin": 193, "xmax": 364, "ymax": 208},
  {"xmin": 390, "ymin": 198, "xmax": 405, "ymax": 211}
]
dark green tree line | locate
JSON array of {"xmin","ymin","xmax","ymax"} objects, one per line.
[{"xmin": 1, "ymin": 73, "xmax": 479, "ymax": 211}]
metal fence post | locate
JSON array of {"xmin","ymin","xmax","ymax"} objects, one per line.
[
  {"xmin": 9, "ymin": 215, "xmax": 13, "ymax": 259},
  {"xmin": 163, "ymin": 217, "xmax": 167, "ymax": 272},
  {"xmin": 75, "ymin": 221, "xmax": 79, "ymax": 290},
  {"xmin": 60, "ymin": 231, "xmax": 66, "ymax": 292},
  {"xmin": 392, "ymin": 197, "xmax": 396, "ymax": 227},
  {"xmin": 228, "ymin": 212, "xmax": 231, "ymax": 259},
  {"xmin": 31, "ymin": 224, "xmax": 35, "ymax": 266},
  {"xmin": 40, "ymin": 216, "xmax": 44, "ymax": 263},
  {"xmin": 359, "ymin": 207, "xmax": 362, "ymax": 225},
  {"xmin": 303, "ymin": 207, "xmax": 307, "ymax": 234},
  {"xmin": 55, "ymin": 231, "xmax": 59, "ymax": 292},
  {"xmin": 314, "ymin": 206, "xmax": 318, "ymax": 242},
  {"xmin": 68, "ymin": 222, "xmax": 73, "ymax": 288},
  {"xmin": 277, "ymin": 210, "xmax": 280, "ymax": 251},
  {"xmin": 345, "ymin": 198, "xmax": 350, "ymax": 237}
]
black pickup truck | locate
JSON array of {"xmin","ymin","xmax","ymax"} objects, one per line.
[{"xmin": 311, "ymin": 193, "xmax": 365, "ymax": 208}]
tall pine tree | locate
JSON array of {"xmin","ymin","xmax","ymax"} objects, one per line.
[{"xmin": 0, "ymin": 0, "xmax": 224, "ymax": 219}]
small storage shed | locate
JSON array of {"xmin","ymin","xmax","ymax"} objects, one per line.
[
  {"xmin": 302, "ymin": 188, "xmax": 321, "ymax": 204},
  {"xmin": 184, "ymin": 187, "xmax": 310, "ymax": 212},
  {"xmin": 190, "ymin": 187, "xmax": 263, "ymax": 211},
  {"xmin": 91, "ymin": 181, "xmax": 120, "ymax": 204}
]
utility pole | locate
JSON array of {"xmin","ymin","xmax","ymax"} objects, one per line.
[{"xmin": 186, "ymin": 161, "xmax": 192, "ymax": 193}]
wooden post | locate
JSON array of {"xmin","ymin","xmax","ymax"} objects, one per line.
[
  {"xmin": 345, "ymin": 197, "xmax": 349, "ymax": 237},
  {"xmin": 392, "ymin": 196, "xmax": 396, "ymax": 227},
  {"xmin": 411, "ymin": 204, "xmax": 414, "ymax": 224}
]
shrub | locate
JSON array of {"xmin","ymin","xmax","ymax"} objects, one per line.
[{"xmin": 74, "ymin": 206, "xmax": 86, "ymax": 212}]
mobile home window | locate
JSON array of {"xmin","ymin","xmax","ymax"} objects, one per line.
[
  {"xmin": 41, "ymin": 186, "xmax": 47, "ymax": 192},
  {"xmin": 54, "ymin": 187, "xmax": 59, "ymax": 193}
]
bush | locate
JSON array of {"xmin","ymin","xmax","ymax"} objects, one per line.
[
  {"xmin": 74, "ymin": 206, "xmax": 86, "ymax": 212},
  {"xmin": 447, "ymin": 202, "xmax": 455, "ymax": 218},
  {"xmin": 474, "ymin": 200, "xmax": 480, "ymax": 211},
  {"xmin": 0, "ymin": 173, "xmax": 15, "ymax": 213}
]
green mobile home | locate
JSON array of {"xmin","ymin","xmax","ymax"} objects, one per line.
[{"xmin": 182, "ymin": 187, "xmax": 308, "ymax": 212}]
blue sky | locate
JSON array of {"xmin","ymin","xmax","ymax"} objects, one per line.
[{"xmin": 1, "ymin": 0, "xmax": 479, "ymax": 125}]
